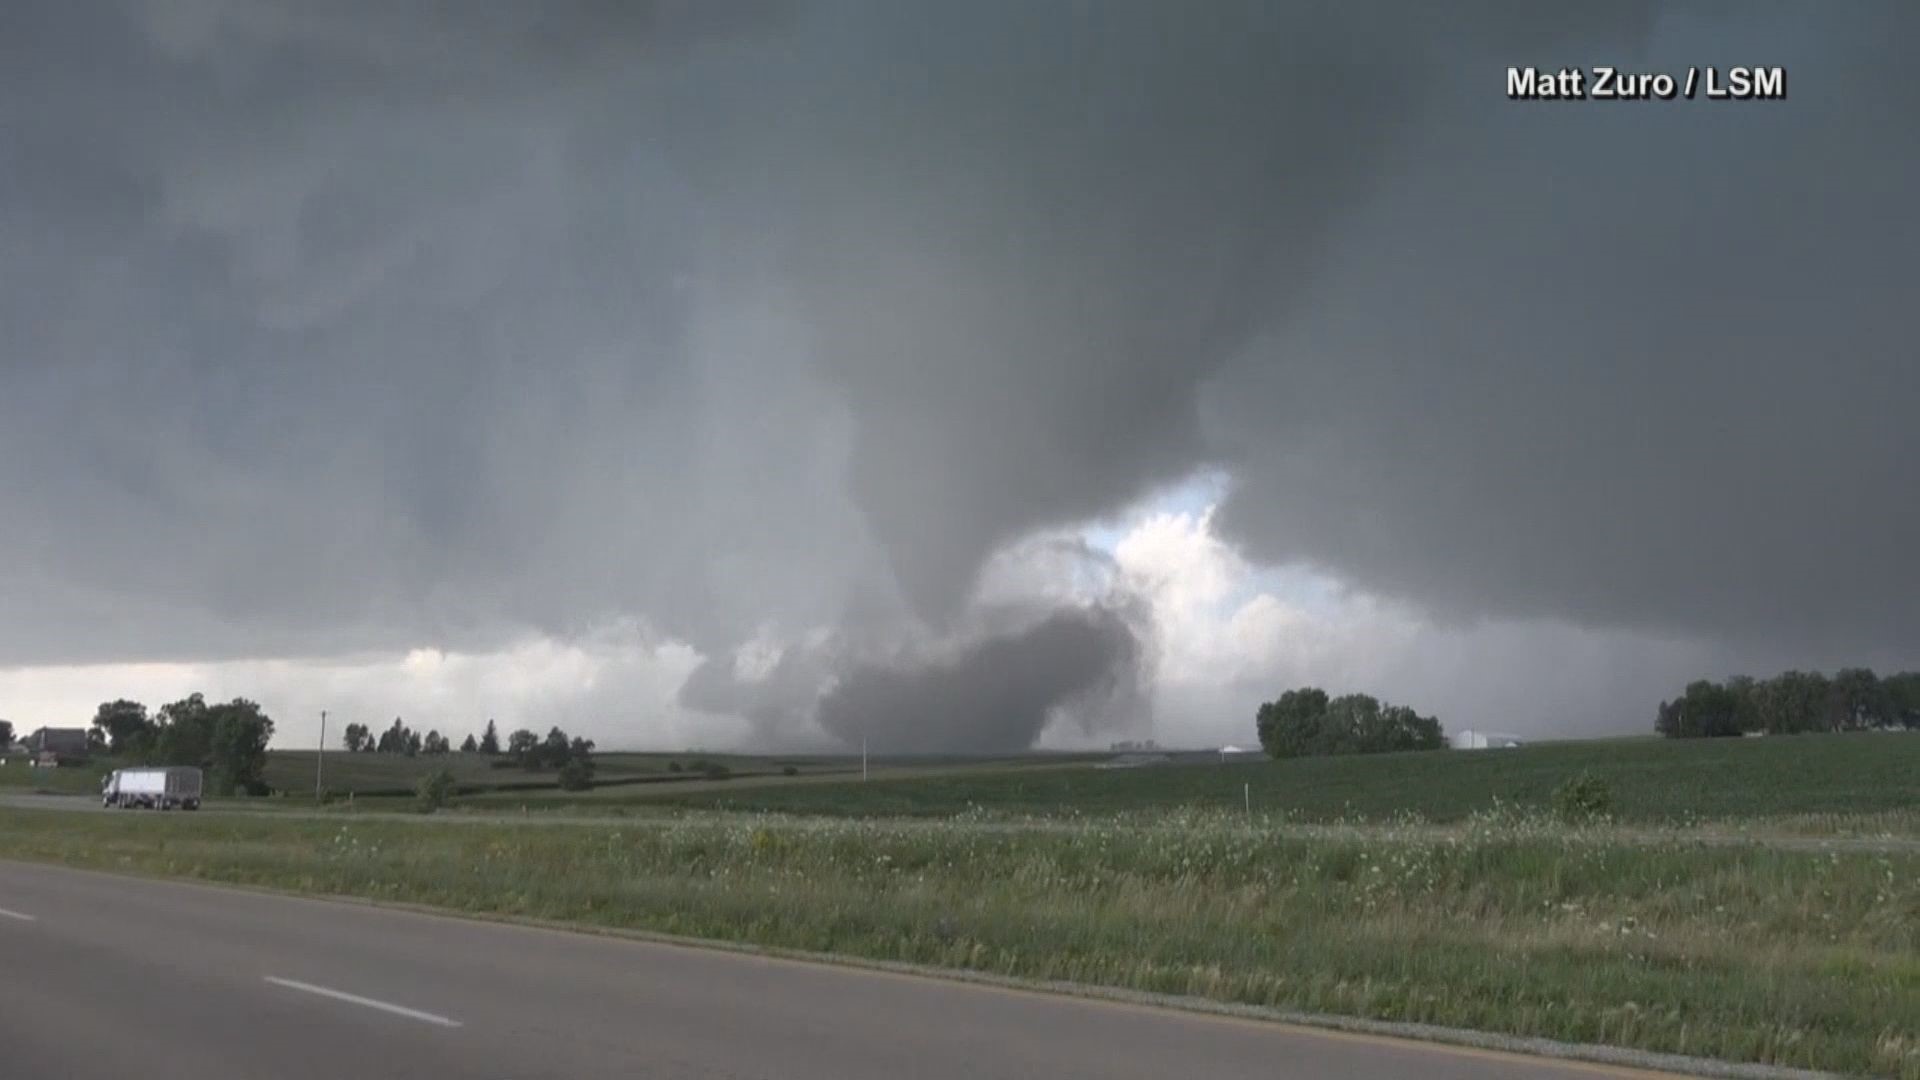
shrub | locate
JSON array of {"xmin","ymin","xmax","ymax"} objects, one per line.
[
  {"xmin": 1551, "ymin": 772, "xmax": 1613, "ymax": 822},
  {"xmin": 667, "ymin": 761, "xmax": 683, "ymax": 773},
  {"xmin": 415, "ymin": 767, "xmax": 456, "ymax": 813},
  {"xmin": 782, "ymin": 765, "xmax": 799, "ymax": 777},
  {"xmin": 701, "ymin": 762, "xmax": 731, "ymax": 780},
  {"xmin": 557, "ymin": 759, "xmax": 594, "ymax": 791}
]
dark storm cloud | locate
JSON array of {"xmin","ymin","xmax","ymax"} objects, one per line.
[
  {"xmin": 814, "ymin": 603, "xmax": 1146, "ymax": 754},
  {"xmin": 1, "ymin": 2, "xmax": 1912, "ymax": 747},
  {"xmin": 1208, "ymin": 5, "xmax": 1920, "ymax": 654}
]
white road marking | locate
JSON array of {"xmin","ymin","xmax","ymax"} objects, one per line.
[
  {"xmin": 0, "ymin": 907, "xmax": 37, "ymax": 922},
  {"xmin": 263, "ymin": 976, "xmax": 463, "ymax": 1028}
]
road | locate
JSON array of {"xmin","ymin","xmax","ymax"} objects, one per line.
[{"xmin": 0, "ymin": 860, "xmax": 1687, "ymax": 1080}]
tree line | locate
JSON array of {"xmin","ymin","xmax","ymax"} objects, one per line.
[
  {"xmin": 89, "ymin": 695, "xmax": 274, "ymax": 796},
  {"xmin": 1655, "ymin": 669, "xmax": 1920, "ymax": 738},
  {"xmin": 343, "ymin": 717, "xmax": 502, "ymax": 756},
  {"xmin": 1256, "ymin": 687, "xmax": 1447, "ymax": 759},
  {"xmin": 341, "ymin": 716, "xmax": 596, "ymax": 788}
]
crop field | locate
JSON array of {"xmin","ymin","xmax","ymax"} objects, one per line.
[
  {"xmin": 1, "ymin": 805, "xmax": 1914, "ymax": 1077},
  {"xmin": 455, "ymin": 754, "xmax": 1104, "ymax": 809},
  {"xmin": 261, "ymin": 750, "xmax": 858, "ymax": 798},
  {"xmin": 575, "ymin": 733, "xmax": 1920, "ymax": 827}
]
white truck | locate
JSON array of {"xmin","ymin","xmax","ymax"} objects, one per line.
[{"xmin": 102, "ymin": 767, "xmax": 203, "ymax": 811}]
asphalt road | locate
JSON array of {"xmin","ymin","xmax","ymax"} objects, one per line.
[{"xmin": 0, "ymin": 860, "xmax": 1687, "ymax": 1080}]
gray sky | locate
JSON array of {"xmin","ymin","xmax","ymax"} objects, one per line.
[{"xmin": 1, "ymin": 2, "xmax": 1913, "ymax": 749}]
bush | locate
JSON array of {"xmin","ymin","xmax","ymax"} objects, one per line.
[
  {"xmin": 701, "ymin": 762, "xmax": 731, "ymax": 780},
  {"xmin": 415, "ymin": 768, "xmax": 456, "ymax": 813},
  {"xmin": 557, "ymin": 759, "xmax": 594, "ymax": 791},
  {"xmin": 667, "ymin": 761, "xmax": 683, "ymax": 773},
  {"xmin": 782, "ymin": 765, "xmax": 799, "ymax": 777},
  {"xmin": 1552, "ymin": 772, "xmax": 1613, "ymax": 822}
]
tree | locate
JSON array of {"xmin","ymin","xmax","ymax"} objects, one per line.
[
  {"xmin": 0, "ymin": 719, "xmax": 12, "ymax": 749},
  {"xmin": 1654, "ymin": 680, "xmax": 1744, "ymax": 738},
  {"xmin": 557, "ymin": 737, "xmax": 596, "ymax": 791},
  {"xmin": 506, "ymin": 728, "xmax": 539, "ymax": 768},
  {"xmin": 91, "ymin": 699, "xmax": 155, "ymax": 756},
  {"xmin": 540, "ymin": 727, "xmax": 571, "ymax": 769},
  {"xmin": 1753, "ymin": 670, "xmax": 1832, "ymax": 735},
  {"xmin": 1256, "ymin": 687, "xmax": 1330, "ymax": 758},
  {"xmin": 142, "ymin": 693, "xmax": 272, "ymax": 795},
  {"xmin": 342, "ymin": 723, "xmax": 372, "ymax": 754},
  {"xmin": 377, "ymin": 717, "xmax": 416, "ymax": 755},
  {"xmin": 420, "ymin": 730, "xmax": 449, "ymax": 755},
  {"xmin": 1885, "ymin": 672, "xmax": 1920, "ymax": 729},
  {"xmin": 1256, "ymin": 688, "xmax": 1445, "ymax": 759},
  {"xmin": 479, "ymin": 719, "xmax": 501, "ymax": 756},
  {"xmin": 459, "ymin": 733, "xmax": 478, "ymax": 753},
  {"xmin": 1830, "ymin": 668, "xmax": 1890, "ymax": 731},
  {"xmin": 416, "ymin": 767, "xmax": 456, "ymax": 812},
  {"xmin": 153, "ymin": 693, "xmax": 214, "ymax": 767},
  {"xmin": 205, "ymin": 699, "xmax": 274, "ymax": 795},
  {"xmin": 1723, "ymin": 675, "xmax": 1762, "ymax": 733}
]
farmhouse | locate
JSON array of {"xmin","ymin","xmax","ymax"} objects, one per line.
[
  {"xmin": 1451, "ymin": 729, "xmax": 1524, "ymax": 750},
  {"xmin": 23, "ymin": 726, "xmax": 90, "ymax": 762}
]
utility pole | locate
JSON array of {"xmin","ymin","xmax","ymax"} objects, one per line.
[{"xmin": 315, "ymin": 710, "xmax": 327, "ymax": 802}]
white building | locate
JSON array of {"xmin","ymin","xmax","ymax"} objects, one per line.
[{"xmin": 1451, "ymin": 729, "xmax": 1525, "ymax": 750}]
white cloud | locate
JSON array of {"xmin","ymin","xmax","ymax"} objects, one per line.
[
  {"xmin": 1084, "ymin": 497, "xmax": 1755, "ymax": 750},
  {"xmin": 0, "ymin": 623, "xmax": 727, "ymax": 752}
]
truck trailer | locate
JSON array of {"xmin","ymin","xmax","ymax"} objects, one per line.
[{"xmin": 102, "ymin": 767, "xmax": 203, "ymax": 810}]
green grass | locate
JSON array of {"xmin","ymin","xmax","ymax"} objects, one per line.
[
  {"xmin": 584, "ymin": 734, "xmax": 1920, "ymax": 825},
  {"xmin": 0, "ymin": 757, "xmax": 109, "ymax": 794},
  {"xmin": 456, "ymin": 755, "xmax": 1101, "ymax": 809},
  {"xmin": 2, "ymin": 806, "xmax": 1914, "ymax": 1077},
  {"xmin": 264, "ymin": 750, "xmax": 859, "ymax": 798}
]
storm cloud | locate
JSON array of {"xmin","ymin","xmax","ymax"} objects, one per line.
[{"xmin": 1, "ymin": 2, "xmax": 1914, "ymax": 749}]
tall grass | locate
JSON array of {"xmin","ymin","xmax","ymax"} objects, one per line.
[{"xmin": 3, "ymin": 807, "xmax": 1914, "ymax": 1076}]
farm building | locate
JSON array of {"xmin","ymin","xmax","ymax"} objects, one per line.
[
  {"xmin": 23, "ymin": 727, "xmax": 90, "ymax": 762},
  {"xmin": 1451, "ymin": 729, "xmax": 1524, "ymax": 750}
]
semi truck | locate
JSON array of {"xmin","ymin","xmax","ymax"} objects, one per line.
[{"xmin": 102, "ymin": 767, "xmax": 203, "ymax": 810}]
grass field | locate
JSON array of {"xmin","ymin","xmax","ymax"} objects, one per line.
[
  {"xmin": 565, "ymin": 733, "xmax": 1920, "ymax": 827},
  {"xmin": 0, "ymin": 757, "xmax": 105, "ymax": 794},
  {"xmin": 0, "ymin": 749, "xmax": 863, "ymax": 801},
  {"xmin": 1, "ymin": 805, "xmax": 1913, "ymax": 1077},
  {"xmin": 455, "ymin": 754, "xmax": 1103, "ymax": 809}
]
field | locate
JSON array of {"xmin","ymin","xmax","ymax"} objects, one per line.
[
  {"xmin": 0, "ymin": 757, "xmax": 105, "ymax": 794},
  {"xmin": 485, "ymin": 733, "xmax": 1920, "ymax": 828},
  {"xmin": 4, "ymin": 732, "xmax": 1917, "ymax": 1076},
  {"xmin": 262, "ymin": 749, "xmax": 854, "ymax": 798}
]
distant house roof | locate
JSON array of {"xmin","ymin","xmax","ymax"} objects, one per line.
[{"xmin": 26, "ymin": 728, "xmax": 90, "ymax": 756}]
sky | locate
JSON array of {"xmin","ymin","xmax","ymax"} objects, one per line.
[{"xmin": 2, "ymin": 2, "xmax": 1915, "ymax": 752}]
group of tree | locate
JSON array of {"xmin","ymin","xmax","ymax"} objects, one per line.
[
  {"xmin": 503, "ymin": 725, "xmax": 596, "ymax": 788},
  {"xmin": 1656, "ymin": 669, "xmax": 1920, "ymax": 738},
  {"xmin": 341, "ymin": 718, "xmax": 502, "ymax": 755},
  {"xmin": 88, "ymin": 694, "xmax": 274, "ymax": 796},
  {"xmin": 1256, "ymin": 687, "xmax": 1447, "ymax": 759},
  {"xmin": 340, "ymin": 718, "xmax": 463, "ymax": 756}
]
